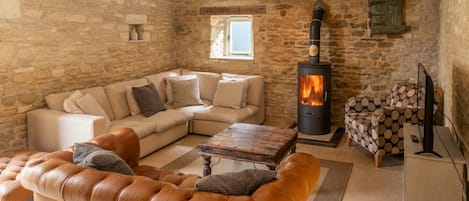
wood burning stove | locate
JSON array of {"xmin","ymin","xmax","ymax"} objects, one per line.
[
  {"xmin": 297, "ymin": 0, "xmax": 331, "ymax": 135},
  {"xmin": 298, "ymin": 62, "xmax": 331, "ymax": 135}
]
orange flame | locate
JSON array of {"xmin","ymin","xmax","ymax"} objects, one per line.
[{"xmin": 300, "ymin": 75, "xmax": 324, "ymax": 106}]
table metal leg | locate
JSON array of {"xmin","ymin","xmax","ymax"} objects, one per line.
[
  {"xmin": 203, "ymin": 156, "xmax": 211, "ymax": 176},
  {"xmin": 289, "ymin": 144, "xmax": 296, "ymax": 155}
]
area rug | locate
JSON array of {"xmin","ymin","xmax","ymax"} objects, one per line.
[
  {"xmin": 289, "ymin": 123, "xmax": 344, "ymax": 148},
  {"xmin": 160, "ymin": 147, "xmax": 353, "ymax": 201}
]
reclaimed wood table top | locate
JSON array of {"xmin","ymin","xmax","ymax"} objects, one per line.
[{"xmin": 199, "ymin": 123, "xmax": 298, "ymax": 167}]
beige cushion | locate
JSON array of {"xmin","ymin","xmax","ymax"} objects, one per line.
[
  {"xmin": 212, "ymin": 79, "xmax": 247, "ymax": 109},
  {"xmin": 193, "ymin": 105, "xmax": 259, "ymax": 123},
  {"xmin": 46, "ymin": 87, "xmax": 115, "ymax": 120},
  {"xmin": 81, "ymin": 87, "xmax": 116, "ymax": 120},
  {"xmin": 164, "ymin": 75, "xmax": 197, "ymax": 104},
  {"xmin": 46, "ymin": 91, "xmax": 73, "ymax": 111},
  {"xmin": 168, "ymin": 77, "xmax": 204, "ymax": 108},
  {"xmin": 182, "ymin": 70, "xmax": 221, "ymax": 101},
  {"xmin": 63, "ymin": 90, "xmax": 84, "ymax": 113},
  {"xmin": 222, "ymin": 73, "xmax": 264, "ymax": 107},
  {"xmin": 104, "ymin": 79, "xmax": 148, "ymax": 120},
  {"xmin": 121, "ymin": 110, "xmax": 188, "ymax": 133},
  {"xmin": 125, "ymin": 84, "xmax": 147, "ymax": 116},
  {"xmin": 108, "ymin": 119, "xmax": 156, "ymax": 139},
  {"xmin": 144, "ymin": 69, "xmax": 181, "ymax": 102},
  {"xmin": 76, "ymin": 93, "xmax": 112, "ymax": 130},
  {"xmin": 169, "ymin": 104, "xmax": 211, "ymax": 119}
]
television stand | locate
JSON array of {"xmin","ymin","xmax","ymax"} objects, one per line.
[{"xmin": 404, "ymin": 123, "xmax": 466, "ymax": 201}]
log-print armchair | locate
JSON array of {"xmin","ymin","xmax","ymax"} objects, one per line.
[{"xmin": 344, "ymin": 82, "xmax": 425, "ymax": 167}]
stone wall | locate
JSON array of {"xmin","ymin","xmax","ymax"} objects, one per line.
[
  {"xmin": 439, "ymin": 1, "xmax": 469, "ymax": 146},
  {"xmin": 0, "ymin": 0, "xmax": 176, "ymax": 151},
  {"xmin": 174, "ymin": 0, "xmax": 440, "ymax": 128}
]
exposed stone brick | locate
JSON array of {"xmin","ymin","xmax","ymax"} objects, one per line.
[
  {"xmin": 439, "ymin": 1, "xmax": 469, "ymax": 146},
  {"xmin": 0, "ymin": 0, "xmax": 461, "ymax": 151},
  {"xmin": 174, "ymin": 0, "xmax": 440, "ymax": 129},
  {"xmin": 0, "ymin": 0, "xmax": 176, "ymax": 151}
]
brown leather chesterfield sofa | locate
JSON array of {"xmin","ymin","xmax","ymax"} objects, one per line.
[{"xmin": 19, "ymin": 128, "xmax": 320, "ymax": 201}]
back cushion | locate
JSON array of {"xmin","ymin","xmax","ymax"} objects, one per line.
[
  {"xmin": 181, "ymin": 70, "xmax": 221, "ymax": 101},
  {"xmin": 45, "ymin": 91, "xmax": 73, "ymax": 111},
  {"xmin": 45, "ymin": 87, "xmax": 115, "ymax": 120},
  {"xmin": 104, "ymin": 79, "xmax": 148, "ymax": 120},
  {"xmin": 390, "ymin": 82, "xmax": 419, "ymax": 108},
  {"xmin": 144, "ymin": 69, "xmax": 181, "ymax": 102},
  {"xmin": 81, "ymin": 87, "xmax": 115, "ymax": 120},
  {"xmin": 222, "ymin": 73, "xmax": 264, "ymax": 107}
]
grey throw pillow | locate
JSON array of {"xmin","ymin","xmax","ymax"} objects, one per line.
[
  {"xmin": 73, "ymin": 143, "xmax": 102, "ymax": 164},
  {"xmin": 79, "ymin": 150, "xmax": 134, "ymax": 175},
  {"xmin": 73, "ymin": 143, "xmax": 134, "ymax": 175},
  {"xmin": 132, "ymin": 84, "xmax": 166, "ymax": 117},
  {"xmin": 195, "ymin": 169, "xmax": 277, "ymax": 195}
]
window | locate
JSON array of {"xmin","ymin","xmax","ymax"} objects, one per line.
[{"xmin": 210, "ymin": 15, "xmax": 254, "ymax": 60}]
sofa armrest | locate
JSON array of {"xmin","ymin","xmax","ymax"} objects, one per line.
[
  {"xmin": 19, "ymin": 158, "xmax": 194, "ymax": 201},
  {"xmin": 345, "ymin": 95, "xmax": 388, "ymax": 113},
  {"xmin": 370, "ymin": 107, "xmax": 421, "ymax": 155},
  {"xmin": 189, "ymin": 153, "xmax": 320, "ymax": 201},
  {"xmin": 27, "ymin": 109, "xmax": 107, "ymax": 152},
  {"xmin": 251, "ymin": 152, "xmax": 320, "ymax": 201}
]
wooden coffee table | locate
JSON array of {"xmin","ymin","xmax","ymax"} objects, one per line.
[{"xmin": 199, "ymin": 123, "xmax": 297, "ymax": 176}]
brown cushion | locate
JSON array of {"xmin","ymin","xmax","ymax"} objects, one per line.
[
  {"xmin": 132, "ymin": 84, "xmax": 166, "ymax": 117},
  {"xmin": 195, "ymin": 169, "xmax": 276, "ymax": 195}
]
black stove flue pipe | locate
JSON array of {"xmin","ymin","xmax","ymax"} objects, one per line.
[{"xmin": 309, "ymin": 0, "xmax": 327, "ymax": 64}]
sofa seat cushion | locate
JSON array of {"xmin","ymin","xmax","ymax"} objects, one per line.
[
  {"xmin": 122, "ymin": 110, "xmax": 188, "ymax": 133},
  {"xmin": 167, "ymin": 104, "xmax": 211, "ymax": 119},
  {"xmin": 193, "ymin": 105, "xmax": 259, "ymax": 124},
  {"xmin": 108, "ymin": 120, "xmax": 156, "ymax": 139}
]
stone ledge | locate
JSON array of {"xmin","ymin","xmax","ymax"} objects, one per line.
[{"xmin": 0, "ymin": 0, "xmax": 22, "ymax": 19}]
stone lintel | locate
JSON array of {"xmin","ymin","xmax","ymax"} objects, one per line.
[{"xmin": 200, "ymin": 5, "xmax": 267, "ymax": 15}]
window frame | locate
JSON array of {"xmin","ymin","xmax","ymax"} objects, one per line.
[{"xmin": 224, "ymin": 16, "xmax": 254, "ymax": 57}]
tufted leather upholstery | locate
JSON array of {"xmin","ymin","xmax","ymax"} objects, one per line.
[
  {"xmin": 0, "ymin": 149, "xmax": 47, "ymax": 201},
  {"xmin": 19, "ymin": 127, "xmax": 320, "ymax": 201}
]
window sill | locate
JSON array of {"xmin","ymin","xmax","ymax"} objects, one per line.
[{"xmin": 210, "ymin": 55, "xmax": 254, "ymax": 61}]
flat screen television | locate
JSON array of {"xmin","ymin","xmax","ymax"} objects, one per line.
[{"xmin": 415, "ymin": 63, "xmax": 441, "ymax": 157}]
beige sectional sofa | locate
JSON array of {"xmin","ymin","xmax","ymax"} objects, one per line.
[{"xmin": 27, "ymin": 69, "xmax": 264, "ymax": 157}]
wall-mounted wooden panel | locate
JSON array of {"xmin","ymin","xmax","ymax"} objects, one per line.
[{"xmin": 369, "ymin": 0, "xmax": 405, "ymax": 34}]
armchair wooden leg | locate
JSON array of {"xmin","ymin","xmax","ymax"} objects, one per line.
[
  {"xmin": 374, "ymin": 151, "xmax": 384, "ymax": 167},
  {"xmin": 346, "ymin": 136, "xmax": 353, "ymax": 146}
]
